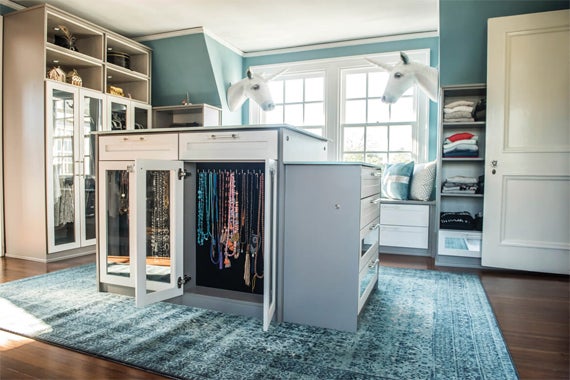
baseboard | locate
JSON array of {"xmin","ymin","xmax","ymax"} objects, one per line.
[{"xmin": 435, "ymin": 255, "xmax": 483, "ymax": 269}]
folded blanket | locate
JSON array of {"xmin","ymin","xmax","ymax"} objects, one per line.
[
  {"xmin": 444, "ymin": 111, "xmax": 474, "ymax": 120},
  {"xmin": 443, "ymin": 139, "xmax": 478, "ymax": 150},
  {"xmin": 444, "ymin": 117, "xmax": 475, "ymax": 122},
  {"xmin": 445, "ymin": 132, "xmax": 477, "ymax": 143},
  {"xmin": 443, "ymin": 150, "xmax": 479, "ymax": 158},
  {"xmin": 446, "ymin": 175, "xmax": 478, "ymax": 184}
]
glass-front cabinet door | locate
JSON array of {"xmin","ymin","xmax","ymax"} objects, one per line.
[
  {"xmin": 80, "ymin": 89, "xmax": 105, "ymax": 246},
  {"xmin": 263, "ymin": 159, "xmax": 278, "ymax": 331},
  {"xmin": 46, "ymin": 82, "xmax": 81, "ymax": 253},
  {"xmin": 108, "ymin": 96, "xmax": 129, "ymax": 131},
  {"xmin": 98, "ymin": 159, "xmax": 184, "ymax": 305},
  {"xmin": 133, "ymin": 102, "xmax": 151, "ymax": 130}
]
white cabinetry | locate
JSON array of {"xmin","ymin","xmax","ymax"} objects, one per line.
[
  {"xmin": 153, "ymin": 104, "xmax": 222, "ymax": 128},
  {"xmin": 283, "ymin": 163, "xmax": 381, "ymax": 332},
  {"xmin": 3, "ymin": 4, "xmax": 151, "ymax": 261},
  {"xmin": 108, "ymin": 95, "xmax": 152, "ymax": 131},
  {"xmin": 435, "ymin": 84, "xmax": 486, "ymax": 267}
]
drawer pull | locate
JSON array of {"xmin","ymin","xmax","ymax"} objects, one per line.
[
  {"xmin": 370, "ymin": 197, "xmax": 381, "ymax": 205},
  {"xmin": 368, "ymin": 258, "xmax": 379, "ymax": 268},
  {"xmin": 210, "ymin": 133, "xmax": 239, "ymax": 140},
  {"xmin": 122, "ymin": 137, "xmax": 145, "ymax": 141},
  {"xmin": 369, "ymin": 223, "xmax": 380, "ymax": 231},
  {"xmin": 370, "ymin": 171, "xmax": 382, "ymax": 177}
]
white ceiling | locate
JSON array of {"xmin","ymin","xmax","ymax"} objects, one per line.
[{"xmin": 10, "ymin": 0, "xmax": 438, "ymax": 53}]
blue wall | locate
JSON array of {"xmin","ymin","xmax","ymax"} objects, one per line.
[{"xmin": 439, "ymin": 0, "xmax": 569, "ymax": 85}]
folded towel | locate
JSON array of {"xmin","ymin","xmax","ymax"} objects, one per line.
[
  {"xmin": 445, "ymin": 100, "xmax": 475, "ymax": 108},
  {"xmin": 444, "ymin": 105, "xmax": 474, "ymax": 114},
  {"xmin": 443, "ymin": 144, "xmax": 479, "ymax": 154}
]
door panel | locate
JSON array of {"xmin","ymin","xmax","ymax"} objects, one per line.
[
  {"xmin": 134, "ymin": 159, "xmax": 184, "ymax": 307},
  {"xmin": 483, "ymin": 10, "xmax": 570, "ymax": 274}
]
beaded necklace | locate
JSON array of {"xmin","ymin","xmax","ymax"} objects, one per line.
[{"xmin": 251, "ymin": 172, "xmax": 265, "ymax": 292}]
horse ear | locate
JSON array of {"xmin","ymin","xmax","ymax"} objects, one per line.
[
  {"xmin": 400, "ymin": 52, "xmax": 410, "ymax": 65},
  {"xmin": 247, "ymin": 69, "xmax": 253, "ymax": 79}
]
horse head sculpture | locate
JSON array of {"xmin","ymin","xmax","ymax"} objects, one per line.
[
  {"xmin": 365, "ymin": 52, "xmax": 439, "ymax": 103},
  {"xmin": 227, "ymin": 68, "xmax": 286, "ymax": 112}
]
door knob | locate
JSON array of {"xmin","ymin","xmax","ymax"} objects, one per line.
[{"xmin": 491, "ymin": 160, "xmax": 497, "ymax": 175}]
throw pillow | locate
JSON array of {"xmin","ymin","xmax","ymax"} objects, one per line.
[
  {"xmin": 381, "ymin": 161, "xmax": 414, "ymax": 200},
  {"xmin": 409, "ymin": 160, "xmax": 436, "ymax": 201}
]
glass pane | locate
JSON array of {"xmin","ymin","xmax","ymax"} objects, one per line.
[
  {"xmin": 305, "ymin": 77, "xmax": 324, "ymax": 101},
  {"xmin": 83, "ymin": 95, "xmax": 102, "ymax": 241},
  {"xmin": 389, "ymin": 152, "xmax": 413, "ymax": 163},
  {"xmin": 134, "ymin": 107, "xmax": 149, "ymax": 129},
  {"xmin": 265, "ymin": 105, "xmax": 284, "ymax": 124},
  {"xmin": 284, "ymin": 104, "xmax": 303, "ymax": 126},
  {"xmin": 365, "ymin": 153, "xmax": 388, "ymax": 166},
  {"xmin": 51, "ymin": 89, "xmax": 76, "ymax": 247},
  {"xmin": 368, "ymin": 72, "xmax": 388, "ymax": 98},
  {"xmin": 304, "ymin": 102, "xmax": 324, "ymax": 126},
  {"xmin": 106, "ymin": 170, "xmax": 130, "ymax": 277},
  {"xmin": 391, "ymin": 96, "xmax": 416, "ymax": 122},
  {"xmin": 343, "ymin": 126, "xmax": 365, "ymax": 151},
  {"xmin": 345, "ymin": 73, "xmax": 366, "ymax": 99},
  {"xmin": 390, "ymin": 125, "xmax": 413, "ymax": 151},
  {"xmin": 345, "ymin": 100, "xmax": 366, "ymax": 124},
  {"xmin": 269, "ymin": 80, "xmax": 283, "ymax": 104},
  {"xmin": 146, "ymin": 170, "xmax": 171, "ymax": 283},
  {"xmin": 111, "ymin": 102, "xmax": 127, "ymax": 130},
  {"xmin": 366, "ymin": 125, "xmax": 388, "ymax": 151},
  {"xmin": 368, "ymin": 99, "xmax": 390, "ymax": 123},
  {"xmin": 343, "ymin": 153, "xmax": 364, "ymax": 162},
  {"xmin": 285, "ymin": 79, "xmax": 303, "ymax": 103}
]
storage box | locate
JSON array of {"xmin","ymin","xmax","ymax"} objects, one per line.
[{"xmin": 438, "ymin": 229, "xmax": 482, "ymax": 258}]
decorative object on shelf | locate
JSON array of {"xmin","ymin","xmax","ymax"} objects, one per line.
[
  {"xmin": 107, "ymin": 51, "xmax": 131, "ymax": 69},
  {"xmin": 54, "ymin": 25, "xmax": 77, "ymax": 51},
  {"xmin": 47, "ymin": 66, "xmax": 66, "ymax": 82},
  {"xmin": 108, "ymin": 85, "xmax": 124, "ymax": 97},
  {"xmin": 381, "ymin": 161, "xmax": 414, "ymax": 200},
  {"xmin": 181, "ymin": 92, "xmax": 191, "ymax": 105},
  {"xmin": 227, "ymin": 68, "xmax": 286, "ymax": 112},
  {"xmin": 66, "ymin": 69, "xmax": 82, "ymax": 87},
  {"xmin": 365, "ymin": 51, "xmax": 439, "ymax": 103}
]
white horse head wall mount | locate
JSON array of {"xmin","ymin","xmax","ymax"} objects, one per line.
[
  {"xmin": 227, "ymin": 68, "xmax": 286, "ymax": 112},
  {"xmin": 365, "ymin": 52, "xmax": 439, "ymax": 104}
]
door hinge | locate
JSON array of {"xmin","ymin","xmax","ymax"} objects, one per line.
[
  {"xmin": 177, "ymin": 274, "xmax": 191, "ymax": 288},
  {"xmin": 178, "ymin": 168, "xmax": 191, "ymax": 180}
]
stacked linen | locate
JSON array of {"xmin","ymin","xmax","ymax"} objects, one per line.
[
  {"xmin": 443, "ymin": 132, "xmax": 479, "ymax": 158},
  {"xmin": 444, "ymin": 100, "xmax": 475, "ymax": 122},
  {"xmin": 441, "ymin": 175, "xmax": 480, "ymax": 194}
]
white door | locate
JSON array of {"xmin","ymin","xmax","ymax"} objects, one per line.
[
  {"xmin": 263, "ymin": 159, "xmax": 277, "ymax": 331},
  {"xmin": 134, "ymin": 159, "xmax": 184, "ymax": 307},
  {"xmin": 483, "ymin": 10, "xmax": 569, "ymax": 274}
]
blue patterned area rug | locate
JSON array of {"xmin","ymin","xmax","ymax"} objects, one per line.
[{"xmin": 0, "ymin": 264, "xmax": 517, "ymax": 379}]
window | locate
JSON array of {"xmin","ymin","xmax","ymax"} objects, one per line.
[
  {"xmin": 249, "ymin": 49, "xmax": 429, "ymax": 163},
  {"xmin": 260, "ymin": 72, "xmax": 325, "ymax": 136},
  {"xmin": 341, "ymin": 69, "xmax": 417, "ymax": 165}
]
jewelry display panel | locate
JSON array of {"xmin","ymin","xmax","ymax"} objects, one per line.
[
  {"xmin": 195, "ymin": 162, "xmax": 266, "ymax": 295},
  {"xmin": 105, "ymin": 169, "xmax": 130, "ymax": 278}
]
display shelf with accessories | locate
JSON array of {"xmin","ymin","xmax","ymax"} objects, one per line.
[
  {"xmin": 153, "ymin": 104, "xmax": 222, "ymax": 128},
  {"xmin": 436, "ymin": 84, "xmax": 486, "ymax": 268}
]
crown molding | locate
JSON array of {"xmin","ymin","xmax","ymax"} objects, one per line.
[{"xmin": 0, "ymin": 0, "xmax": 25, "ymax": 10}]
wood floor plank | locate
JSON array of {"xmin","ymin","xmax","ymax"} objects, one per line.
[{"xmin": 1, "ymin": 253, "xmax": 569, "ymax": 379}]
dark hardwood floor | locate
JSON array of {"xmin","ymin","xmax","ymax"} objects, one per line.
[{"xmin": 0, "ymin": 253, "xmax": 568, "ymax": 379}]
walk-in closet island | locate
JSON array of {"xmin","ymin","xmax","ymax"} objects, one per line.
[{"xmin": 95, "ymin": 125, "xmax": 381, "ymax": 331}]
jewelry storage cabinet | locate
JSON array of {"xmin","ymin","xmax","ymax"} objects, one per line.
[{"xmin": 96, "ymin": 125, "xmax": 328, "ymax": 330}]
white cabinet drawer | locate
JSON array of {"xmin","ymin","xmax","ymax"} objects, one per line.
[
  {"xmin": 179, "ymin": 130, "xmax": 278, "ymax": 160},
  {"xmin": 360, "ymin": 195, "xmax": 381, "ymax": 228},
  {"xmin": 380, "ymin": 203, "xmax": 429, "ymax": 227},
  {"xmin": 361, "ymin": 167, "xmax": 382, "ymax": 198},
  {"xmin": 380, "ymin": 225, "xmax": 429, "ymax": 249},
  {"xmin": 438, "ymin": 230, "xmax": 482, "ymax": 258},
  {"xmin": 99, "ymin": 133, "xmax": 179, "ymax": 160},
  {"xmin": 360, "ymin": 218, "xmax": 379, "ymax": 272}
]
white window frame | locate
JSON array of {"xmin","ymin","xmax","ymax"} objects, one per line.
[{"xmin": 249, "ymin": 49, "xmax": 430, "ymax": 162}]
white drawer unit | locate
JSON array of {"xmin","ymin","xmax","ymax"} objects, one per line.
[
  {"xmin": 283, "ymin": 162, "xmax": 381, "ymax": 332},
  {"xmin": 438, "ymin": 230, "xmax": 482, "ymax": 258},
  {"xmin": 98, "ymin": 133, "xmax": 179, "ymax": 161},
  {"xmin": 179, "ymin": 130, "xmax": 278, "ymax": 160},
  {"xmin": 379, "ymin": 202, "xmax": 431, "ymax": 252}
]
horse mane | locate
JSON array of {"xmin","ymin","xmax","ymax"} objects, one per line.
[{"xmin": 227, "ymin": 77, "xmax": 248, "ymax": 111}]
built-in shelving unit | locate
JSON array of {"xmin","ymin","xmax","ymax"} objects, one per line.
[{"xmin": 435, "ymin": 84, "xmax": 487, "ymax": 268}]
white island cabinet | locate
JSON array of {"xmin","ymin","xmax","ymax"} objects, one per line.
[{"xmin": 95, "ymin": 125, "xmax": 328, "ymax": 331}]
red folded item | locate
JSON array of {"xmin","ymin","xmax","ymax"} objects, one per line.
[{"xmin": 446, "ymin": 132, "xmax": 474, "ymax": 142}]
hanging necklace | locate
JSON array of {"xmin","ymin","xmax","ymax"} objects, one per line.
[{"xmin": 252, "ymin": 172, "xmax": 265, "ymax": 292}]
